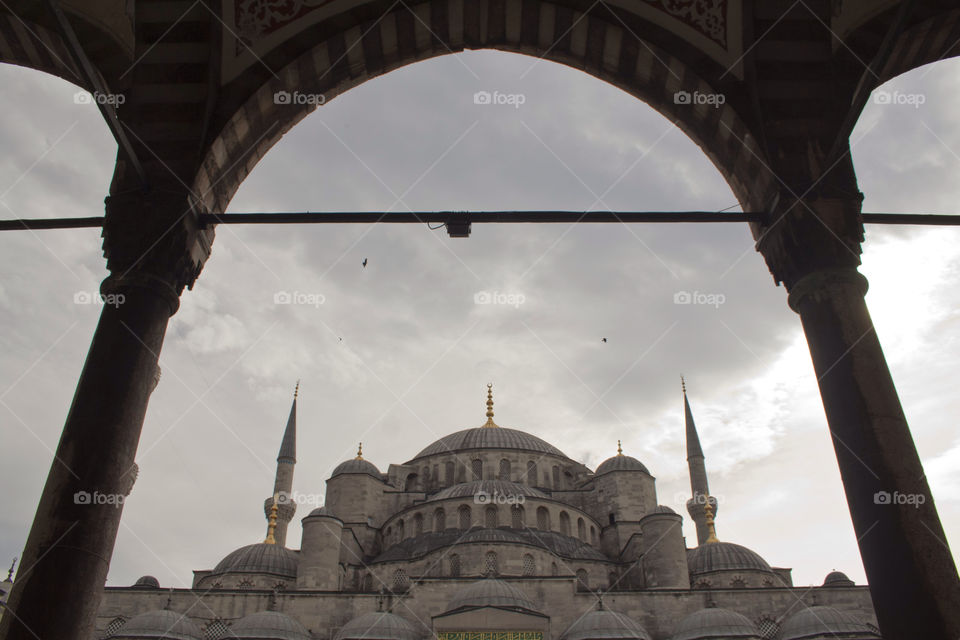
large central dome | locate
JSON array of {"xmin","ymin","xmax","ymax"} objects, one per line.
[{"xmin": 409, "ymin": 426, "xmax": 567, "ymax": 461}]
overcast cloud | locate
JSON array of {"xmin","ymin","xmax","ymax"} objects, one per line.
[{"xmin": 0, "ymin": 51, "xmax": 958, "ymax": 590}]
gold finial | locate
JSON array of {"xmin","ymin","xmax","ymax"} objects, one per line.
[
  {"xmin": 6, "ymin": 557, "xmax": 16, "ymax": 581},
  {"xmin": 294, "ymin": 379, "xmax": 300, "ymax": 398},
  {"xmin": 483, "ymin": 383, "xmax": 498, "ymax": 428},
  {"xmin": 617, "ymin": 440, "xmax": 623, "ymax": 456},
  {"xmin": 264, "ymin": 494, "xmax": 279, "ymax": 544},
  {"xmin": 681, "ymin": 376, "xmax": 686, "ymax": 394},
  {"xmin": 356, "ymin": 442, "xmax": 363, "ymax": 459},
  {"xmin": 703, "ymin": 499, "xmax": 719, "ymax": 544}
]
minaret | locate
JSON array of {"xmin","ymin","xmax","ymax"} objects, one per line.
[
  {"xmin": 683, "ymin": 378, "xmax": 717, "ymax": 546},
  {"xmin": 264, "ymin": 381, "xmax": 298, "ymax": 547}
]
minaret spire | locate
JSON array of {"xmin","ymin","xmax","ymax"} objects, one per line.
[
  {"xmin": 683, "ymin": 378, "xmax": 717, "ymax": 546},
  {"xmin": 264, "ymin": 381, "xmax": 298, "ymax": 547}
]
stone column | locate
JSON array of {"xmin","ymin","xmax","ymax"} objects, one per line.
[
  {"xmin": 788, "ymin": 267, "xmax": 960, "ymax": 637},
  {"xmin": 757, "ymin": 189, "xmax": 960, "ymax": 639},
  {"xmin": 0, "ymin": 190, "xmax": 212, "ymax": 640}
]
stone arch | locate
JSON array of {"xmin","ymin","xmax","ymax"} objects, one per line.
[
  {"xmin": 536, "ymin": 506, "xmax": 550, "ymax": 530},
  {"xmin": 0, "ymin": 14, "xmax": 83, "ymax": 87},
  {"xmin": 511, "ymin": 504, "xmax": 525, "ymax": 529},
  {"xmin": 192, "ymin": 0, "xmax": 768, "ymax": 217},
  {"xmin": 877, "ymin": 9, "xmax": 960, "ymax": 85},
  {"xmin": 434, "ymin": 507, "xmax": 446, "ymax": 531},
  {"xmin": 576, "ymin": 568, "xmax": 589, "ymax": 591},
  {"xmin": 458, "ymin": 504, "xmax": 472, "ymax": 529},
  {"xmin": 559, "ymin": 510, "xmax": 571, "ymax": 536},
  {"xmin": 485, "ymin": 504, "xmax": 498, "ymax": 528}
]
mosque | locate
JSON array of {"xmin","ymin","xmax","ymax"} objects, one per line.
[{"xmin": 20, "ymin": 383, "xmax": 882, "ymax": 639}]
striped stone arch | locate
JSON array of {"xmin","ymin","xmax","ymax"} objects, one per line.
[
  {"xmin": 192, "ymin": 0, "xmax": 774, "ymax": 216},
  {"xmin": 0, "ymin": 14, "xmax": 82, "ymax": 87},
  {"xmin": 879, "ymin": 9, "xmax": 960, "ymax": 84}
]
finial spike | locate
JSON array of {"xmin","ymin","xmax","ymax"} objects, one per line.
[
  {"xmin": 703, "ymin": 499, "xmax": 719, "ymax": 544},
  {"xmin": 356, "ymin": 442, "xmax": 363, "ymax": 459},
  {"xmin": 483, "ymin": 383, "xmax": 498, "ymax": 427},
  {"xmin": 617, "ymin": 439, "xmax": 623, "ymax": 456},
  {"xmin": 264, "ymin": 493, "xmax": 279, "ymax": 544},
  {"xmin": 681, "ymin": 376, "xmax": 686, "ymax": 394},
  {"xmin": 6, "ymin": 557, "xmax": 16, "ymax": 581},
  {"xmin": 294, "ymin": 379, "xmax": 300, "ymax": 399}
]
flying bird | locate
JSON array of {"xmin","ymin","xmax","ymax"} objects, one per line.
[
  {"xmin": 601, "ymin": 338, "xmax": 607, "ymax": 343},
  {"xmin": 362, "ymin": 258, "xmax": 368, "ymax": 268}
]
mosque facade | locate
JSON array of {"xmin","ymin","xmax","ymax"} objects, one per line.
[{"xmin": 51, "ymin": 384, "xmax": 882, "ymax": 639}]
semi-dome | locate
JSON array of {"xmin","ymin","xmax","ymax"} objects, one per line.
[
  {"xmin": 781, "ymin": 606, "xmax": 879, "ymax": 639},
  {"xmin": 561, "ymin": 608, "xmax": 652, "ymax": 640},
  {"xmin": 687, "ymin": 542, "xmax": 774, "ymax": 576},
  {"xmin": 306, "ymin": 505, "xmax": 337, "ymax": 518},
  {"xmin": 334, "ymin": 611, "xmax": 420, "ymax": 640},
  {"xmin": 231, "ymin": 611, "xmax": 311, "ymax": 640},
  {"xmin": 430, "ymin": 479, "xmax": 549, "ymax": 502},
  {"xmin": 671, "ymin": 608, "xmax": 762, "ymax": 640},
  {"xmin": 211, "ymin": 543, "xmax": 298, "ymax": 579},
  {"xmin": 447, "ymin": 578, "xmax": 540, "ymax": 613},
  {"xmin": 650, "ymin": 505, "xmax": 677, "ymax": 515},
  {"xmin": 331, "ymin": 457, "xmax": 382, "ymax": 479},
  {"xmin": 595, "ymin": 454, "xmax": 649, "ymax": 476},
  {"xmin": 109, "ymin": 609, "xmax": 203, "ymax": 640},
  {"xmin": 411, "ymin": 426, "xmax": 567, "ymax": 460},
  {"xmin": 132, "ymin": 575, "xmax": 160, "ymax": 588},
  {"xmin": 822, "ymin": 570, "xmax": 855, "ymax": 587}
]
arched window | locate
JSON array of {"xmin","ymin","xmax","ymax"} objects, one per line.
[
  {"xmin": 471, "ymin": 458, "xmax": 483, "ymax": 480},
  {"xmin": 393, "ymin": 569, "xmax": 408, "ymax": 589},
  {"xmin": 577, "ymin": 517, "xmax": 586, "ymax": 540},
  {"xmin": 434, "ymin": 508, "xmax": 446, "ymax": 531},
  {"xmin": 522, "ymin": 554, "xmax": 535, "ymax": 576},
  {"xmin": 449, "ymin": 554, "xmax": 461, "ymax": 577},
  {"xmin": 404, "ymin": 474, "xmax": 417, "ymax": 491},
  {"xmin": 459, "ymin": 504, "xmax": 472, "ymax": 529},
  {"xmin": 362, "ymin": 573, "xmax": 373, "ymax": 592},
  {"xmin": 552, "ymin": 465, "xmax": 560, "ymax": 488},
  {"xmin": 422, "ymin": 466, "xmax": 430, "ymax": 489},
  {"xmin": 445, "ymin": 461, "xmax": 455, "ymax": 485},
  {"xmin": 576, "ymin": 569, "xmax": 589, "ymax": 591},
  {"xmin": 105, "ymin": 617, "xmax": 127, "ymax": 638},
  {"xmin": 397, "ymin": 519, "xmax": 405, "ymax": 540},
  {"xmin": 238, "ymin": 578, "xmax": 254, "ymax": 589},
  {"xmin": 485, "ymin": 505, "xmax": 498, "ymax": 528},
  {"xmin": 537, "ymin": 507, "xmax": 550, "ymax": 530},
  {"xmin": 414, "ymin": 513, "xmax": 424, "ymax": 535},
  {"xmin": 432, "ymin": 464, "xmax": 439, "ymax": 489},
  {"xmin": 484, "ymin": 551, "xmax": 499, "ymax": 576},
  {"xmin": 559, "ymin": 511, "xmax": 571, "ymax": 536},
  {"xmin": 590, "ymin": 526, "xmax": 597, "ymax": 545},
  {"xmin": 511, "ymin": 505, "xmax": 525, "ymax": 529},
  {"xmin": 499, "ymin": 458, "xmax": 511, "ymax": 480},
  {"xmin": 527, "ymin": 460, "xmax": 537, "ymax": 484}
]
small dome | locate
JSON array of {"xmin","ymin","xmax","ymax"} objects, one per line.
[
  {"xmin": 595, "ymin": 455, "xmax": 649, "ymax": 476},
  {"xmin": 430, "ymin": 480, "xmax": 548, "ymax": 502},
  {"xmin": 561, "ymin": 609, "xmax": 652, "ymax": 640},
  {"xmin": 211, "ymin": 543, "xmax": 298, "ymax": 579},
  {"xmin": 651, "ymin": 505, "xmax": 677, "ymax": 515},
  {"xmin": 109, "ymin": 609, "xmax": 203, "ymax": 640},
  {"xmin": 781, "ymin": 606, "xmax": 879, "ymax": 640},
  {"xmin": 411, "ymin": 426, "xmax": 567, "ymax": 460},
  {"xmin": 822, "ymin": 570, "xmax": 855, "ymax": 587},
  {"xmin": 307, "ymin": 505, "xmax": 335, "ymax": 517},
  {"xmin": 331, "ymin": 457, "xmax": 382, "ymax": 479},
  {"xmin": 132, "ymin": 575, "xmax": 160, "ymax": 588},
  {"xmin": 671, "ymin": 608, "xmax": 762, "ymax": 640},
  {"xmin": 334, "ymin": 612, "xmax": 420, "ymax": 640},
  {"xmin": 447, "ymin": 578, "xmax": 540, "ymax": 613},
  {"xmin": 231, "ymin": 611, "xmax": 311, "ymax": 640},
  {"xmin": 687, "ymin": 542, "xmax": 774, "ymax": 576}
]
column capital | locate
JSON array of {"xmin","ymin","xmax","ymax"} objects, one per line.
[
  {"xmin": 787, "ymin": 267, "xmax": 869, "ymax": 314},
  {"xmin": 755, "ymin": 191, "xmax": 864, "ymax": 290},
  {"xmin": 101, "ymin": 189, "xmax": 214, "ymax": 312}
]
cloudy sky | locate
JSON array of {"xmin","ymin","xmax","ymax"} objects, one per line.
[{"xmin": 0, "ymin": 50, "xmax": 958, "ymax": 591}]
